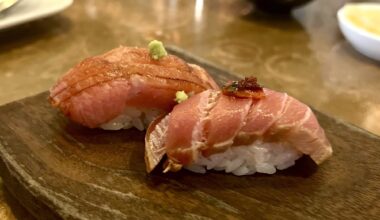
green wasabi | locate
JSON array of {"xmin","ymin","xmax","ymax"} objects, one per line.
[
  {"xmin": 148, "ymin": 40, "xmax": 167, "ymax": 60},
  {"xmin": 174, "ymin": 91, "xmax": 188, "ymax": 103}
]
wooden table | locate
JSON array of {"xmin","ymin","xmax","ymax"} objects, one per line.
[{"xmin": 0, "ymin": 0, "xmax": 379, "ymax": 219}]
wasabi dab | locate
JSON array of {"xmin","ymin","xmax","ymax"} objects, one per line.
[
  {"xmin": 148, "ymin": 40, "xmax": 167, "ymax": 60},
  {"xmin": 174, "ymin": 91, "xmax": 188, "ymax": 103}
]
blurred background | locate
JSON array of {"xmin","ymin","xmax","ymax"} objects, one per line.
[{"xmin": 0, "ymin": 0, "xmax": 380, "ymax": 219}]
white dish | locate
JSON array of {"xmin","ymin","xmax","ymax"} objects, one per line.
[
  {"xmin": 0, "ymin": 0, "xmax": 73, "ymax": 30},
  {"xmin": 337, "ymin": 3, "xmax": 380, "ymax": 61}
]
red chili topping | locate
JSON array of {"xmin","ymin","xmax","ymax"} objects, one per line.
[{"xmin": 222, "ymin": 77, "xmax": 265, "ymax": 99}]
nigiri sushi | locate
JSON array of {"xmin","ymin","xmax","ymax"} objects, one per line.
[
  {"xmin": 49, "ymin": 41, "xmax": 219, "ymax": 130},
  {"xmin": 145, "ymin": 77, "xmax": 333, "ymax": 175}
]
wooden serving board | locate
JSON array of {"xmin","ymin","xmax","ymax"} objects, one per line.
[{"xmin": 0, "ymin": 47, "xmax": 379, "ymax": 220}]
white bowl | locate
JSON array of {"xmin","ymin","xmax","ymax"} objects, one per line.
[
  {"xmin": 337, "ymin": 3, "xmax": 380, "ymax": 61},
  {"xmin": 0, "ymin": 0, "xmax": 73, "ymax": 30}
]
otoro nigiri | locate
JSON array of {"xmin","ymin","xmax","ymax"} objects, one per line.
[
  {"xmin": 145, "ymin": 77, "xmax": 333, "ymax": 175},
  {"xmin": 49, "ymin": 41, "xmax": 218, "ymax": 130}
]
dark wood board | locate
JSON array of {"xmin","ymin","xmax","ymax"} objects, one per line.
[{"xmin": 0, "ymin": 46, "xmax": 379, "ymax": 220}]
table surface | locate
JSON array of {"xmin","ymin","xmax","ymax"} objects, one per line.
[{"xmin": 0, "ymin": 0, "xmax": 379, "ymax": 219}]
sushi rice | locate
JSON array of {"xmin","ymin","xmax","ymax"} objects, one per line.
[
  {"xmin": 185, "ymin": 140, "xmax": 302, "ymax": 176},
  {"xmin": 100, "ymin": 107, "xmax": 163, "ymax": 131}
]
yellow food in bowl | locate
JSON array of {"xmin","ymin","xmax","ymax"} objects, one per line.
[{"xmin": 344, "ymin": 4, "xmax": 380, "ymax": 37}]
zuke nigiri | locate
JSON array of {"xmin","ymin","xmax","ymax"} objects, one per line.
[
  {"xmin": 49, "ymin": 41, "xmax": 218, "ymax": 130},
  {"xmin": 145, "ymin": 77, "xmax": 333, "ymax": 175}
]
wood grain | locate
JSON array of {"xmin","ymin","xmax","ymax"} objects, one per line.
[{"xmin": 0, "ymin": 47, "xmax": 379, "ymax": 220}]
